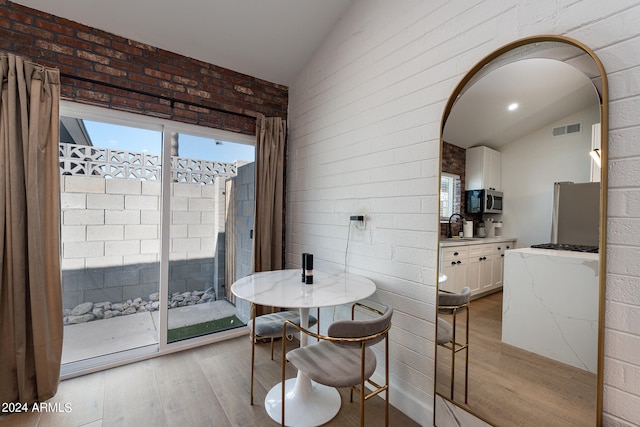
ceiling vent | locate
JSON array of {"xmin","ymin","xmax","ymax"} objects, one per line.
[{"xmin": 552, "ymin": 122, "xmax": 582, "ymax": 137}]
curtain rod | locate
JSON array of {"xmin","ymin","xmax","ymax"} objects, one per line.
[{"xmin": 59, "ymin": 72, "xmax": 258, "ymax": 120}]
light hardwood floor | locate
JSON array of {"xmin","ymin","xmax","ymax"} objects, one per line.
[
  {"xmin": 2, "ymin": 334, "xmax": 419, "ymax": 427},
  {"xmin": 436, "ymin": 291, "xmax": 597, "ymax": 427}
]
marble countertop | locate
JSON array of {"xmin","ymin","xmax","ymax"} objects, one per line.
[
  {"xmin": 439, "ymin": 236, "xmax": 518, "ymax": 247},
  {"xmin": 508, "ymin": 246, "xmax": 599, "ymax": 260}
]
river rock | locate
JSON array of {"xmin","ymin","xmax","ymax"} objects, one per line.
[
  {"xmin": 71, "ymin": 302, "xmax": 94, "ymax": 316},
  {"xmin": 68, "ymin": 313, "xmax": 95, "ymax": 324}
]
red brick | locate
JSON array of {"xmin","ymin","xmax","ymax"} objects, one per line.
[
  {"xmin": 95, "ymin": 46, "xmax": 127, "ymax": 61},
  {"xmin": 77, "ymin": 50, "xmax": 110, "ymax": 65},
  {"xmin": 129, "ymin": 73, "xmax": 160, "ymax": 87},
  {"xmin": 94, "ymin": 63, "xmax": 127, "ymax": 78},
  {"xmin": 36, "ymin": 18, "xmax": 74, "ymax": 37},
  {"xmin": 76, "ymin": 31, "xmax": 110, "ymax": 47},
  {"xmin": 56, "ymin": 34, "xmax": 92, "ymax": 51},
  {"xmin": 36, "ymin": 39, "xmax": 74, "ymax": 55},
  {"xmin": 76, "ymin": 88, "xmax": 111, "ymax": 103},
  {"xmin": 144, "ymin": 68, "xmax": 172, "ymax": 81},
  {"xmin": 112, "ymin": 41, "xmax": 142, "ymax": 56}
]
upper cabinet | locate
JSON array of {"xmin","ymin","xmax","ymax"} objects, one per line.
[{"xmin": 465, "ymin": 145, "xmax": 501, "ymax": 190}]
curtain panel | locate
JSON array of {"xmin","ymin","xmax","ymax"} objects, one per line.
[
  {"xmin": 252, "ymin": 116, "xmax": 286, "ymax": 274},
  {"xmin": 0, "ymin": 53, "xmax": 63, "ymax": 404}
]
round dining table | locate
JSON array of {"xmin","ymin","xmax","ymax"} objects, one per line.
[{"xmin": 231, "ymin": 268, "xmax": 377, "ymax": 427}]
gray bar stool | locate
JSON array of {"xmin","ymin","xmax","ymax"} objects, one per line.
[{"xmin": 437, "ymin": 287, "xmax": 471, "ymax": 402}]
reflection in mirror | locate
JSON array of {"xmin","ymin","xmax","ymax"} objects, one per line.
[
  {"xmin": 435, "ymin": 36, "xmax": 607, "ymax": 427},
  {"xmin": 440, "ymin": 172, "xmax": 461, "ymax": 221}
]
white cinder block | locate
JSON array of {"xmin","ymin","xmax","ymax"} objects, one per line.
[
  {"xmin": 60, "ymin": 193, "xmax": 86, "ymax": 209},
  {"xmin": 60, "ymin": 257, "xmax": 84, "ymax": 270},
  {"xmin": 106, "ymin": 179, "xmax": 141, "ymax": 195},
  {"xmin": 170, "ymin": 224, "xmax": 188, "ymax": 239},
  {"xmin": 124, "ymin": 254, "xmax": 159, "ymax": 264},
  {"xmin": 172, "ymin": 183, "xmax": 201, "ymax": 197},
  {"xmin": 141, "ymin": 210, "xmax": 160, "ymax": 225},
  {"xmin": 140, "ymin": 239, "xmax": 160, "ymax": 255},
  {"xmin": 170, "ymin": 197, "xmax": 189, "ymax": 211},
  {"xmin": 125, "ymin": 224, "xmax": 158, "ymax": 240},
  {"xmin": 61, "ymin": 225, "xmax": 86, "ymax": 242},
  {"xmin": 64, "ymin": 209, "xmax": 104, "ymax": 225},
  {"xmin": 87, "ymin": 225, "xmax": 124, "ymax": 241},
  {"xmin": 64, "ymin": 241, "xmax": 104, "ymax": 259},
  {"xmin": 125, "ymin": 195, "xmax": 159, "ymax": 210},
  {"xmin": 172, "ymin": 238, "xmax": 200, "ymax": 253},
  {"xmin": 142, "ymin": 180, "xmax": 161, "ymax": 195},
  {"xmin": 187, "ymin": 224, "xmax": 215, "ymax": 238},
  {"xmin": 64, "ymin": 176, "xmax": 105, "ymax": 193},
  {"xmin": 85, "ymin": 256, "xmax": 123, "ymax": 269},
  {"xmin": 172, "ymin": 211, "xmax": 201, "ymax": 225},
  {"xmin": 104, "ymin": 240, "xmax": 141, "ymax": 256},
  {"xmin": 189, "ymin": 197, "xmax": 214, "ymax": 211},
  {"xmin": 87, "ymin": 193, "xmax": 125, "ymax": 210},
  {"xmin": 105, "ymin": 209, "xmax": 140, "ymax": 225}
]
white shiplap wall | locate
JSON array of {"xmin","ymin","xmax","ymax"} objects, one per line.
[{"xmin": 287, "ymin": 1, "xmax": 640, "ymax": 425}]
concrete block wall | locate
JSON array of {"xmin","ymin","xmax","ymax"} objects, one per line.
[
  {"xmin": 61, "ymin": 175, "xmax": 227, "ymax": 308},
  {"xmin": 287, "ymin": 1, "xmax": 640, "ymax": 425}
]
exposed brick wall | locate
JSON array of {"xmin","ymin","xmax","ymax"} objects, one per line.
[
  {"xmin": 0, "ymin": 0, "xmax": 288, "ymax": 135},
  {"xmin": 440, "ymin": 141, "xmax": 468, "ymax": 236}
]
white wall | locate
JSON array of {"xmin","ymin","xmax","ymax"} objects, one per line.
[
  {"xmin": 287, "ymin": 1, "xmax": 640, "ymax": 425},
  {"xmin": 501, "ymin": 105, "xmax": 601, "ymax": 248}
]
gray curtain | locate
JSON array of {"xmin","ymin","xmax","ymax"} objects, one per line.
[
  {"xmin": 252, "ymin": 116, "xmax": 286, "ymax": 274},
  {"xmin": 0, "ymin": 53, "xmax": 63, "ymax": 403}
]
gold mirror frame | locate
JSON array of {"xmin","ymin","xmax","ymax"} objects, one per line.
[{"xmin": 435, "ymin": 35, "xmax": 607, "ymax": 426}]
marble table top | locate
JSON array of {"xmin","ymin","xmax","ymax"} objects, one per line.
[{"xmin": 231, "ymin": 269, "xmax": 377, "ymax": 309}]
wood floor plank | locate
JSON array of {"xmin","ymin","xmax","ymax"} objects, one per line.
[
  {"xmin": 102, "ymin": 361, "xmax": 168, "ymax": 427},
  {"xmin": 35, "ymin": 372, "xmax": 105, "ymax": 427},
  {"xmin": 150, "ymin": 350, "xmax": 229, "ymax": 427}
]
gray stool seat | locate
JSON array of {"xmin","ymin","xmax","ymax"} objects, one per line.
[{"xmin": 250, "ymin": 311, "xmax": 318, "ymax": 338}]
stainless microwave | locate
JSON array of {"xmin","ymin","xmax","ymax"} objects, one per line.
[{"xmin": 466, "ymin": 189, "xmax": 503, "ymax": 214}]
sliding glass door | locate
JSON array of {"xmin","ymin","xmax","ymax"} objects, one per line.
[{"xmin": 59, "ymin": 103, "xmax": 255, "ymax": 374}]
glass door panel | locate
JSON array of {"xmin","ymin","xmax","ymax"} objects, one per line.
[
  {"xmin": 59, "ymin": 116, "xmax": 162, "ymax": 368},
  {"xmin": 166, "ymin": 132, "xmax": 255, "ymax": 342}
]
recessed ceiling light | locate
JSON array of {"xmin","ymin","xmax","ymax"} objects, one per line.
[{"xmin": 508, "ymin": 102, "xmax": 519, "ymax": 111}]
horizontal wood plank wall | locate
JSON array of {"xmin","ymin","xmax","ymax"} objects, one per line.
[
  {"xmin": 286, "ymin": 1, "xmax": 640, "ymax": 426},
  {"xmin": 0, "ymin": 1, "xmax": 288, "ymax": 135}
]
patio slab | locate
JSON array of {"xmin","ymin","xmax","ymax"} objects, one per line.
[{"xmin": 62, "ymin": 300, "xmax": 240, "ymax": 364}]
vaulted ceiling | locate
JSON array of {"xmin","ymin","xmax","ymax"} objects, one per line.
[{"xmin": 12, "ymin": 0, "xmax": 352, "ymax": 87}]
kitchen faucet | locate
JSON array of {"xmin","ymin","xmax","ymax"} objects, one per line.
[{"xmin": 448, "ymin": 213, "xmax": 465, "ymax": 238}]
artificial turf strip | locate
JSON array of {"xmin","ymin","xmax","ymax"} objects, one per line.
[{"xmin": 167, "ymin": 315, "xmax": 244, "ymax": 342}]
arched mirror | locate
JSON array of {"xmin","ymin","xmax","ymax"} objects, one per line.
[{"xmin": 435, "ymin": 35, "xmax": 607, "ymax": 426}]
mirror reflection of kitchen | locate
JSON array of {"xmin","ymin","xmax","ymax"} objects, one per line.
[{"xmin": 437, "ymin": 54, "xmax": 601, "ymax": 425}]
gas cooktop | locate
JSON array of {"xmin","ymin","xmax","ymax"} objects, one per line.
[{"xmin": 530, "ymin": 243, "xmax": 599, "ymax": 253}]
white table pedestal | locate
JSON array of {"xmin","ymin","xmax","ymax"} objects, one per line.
[{"xmin": 265, "ymin": 371, "xmax": 341, "ymax": 427}]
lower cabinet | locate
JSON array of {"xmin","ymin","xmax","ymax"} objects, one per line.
[
  {"xmin": 440, "ymin": 246, "xmax": 468, "ymax": 294},
  {"xmin": 440, "ymin": 240, "xmax": 515, "ymax": 297}
]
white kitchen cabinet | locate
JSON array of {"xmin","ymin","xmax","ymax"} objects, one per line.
[
  {"xmin": 465, "ymin": 145, "xmax": 501, "ymax": 190},
  {"xmin": 439, "ymin": 239, "xmax": 516, "ymax": 297},
  {"xmin": 468, "ymin": 244, "xmax": 493, "ymax": 293},
  {"xmin": 440, "ymin": 246, "xmax": 469, "ymax": 294}
]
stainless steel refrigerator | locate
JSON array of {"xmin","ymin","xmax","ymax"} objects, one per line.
[{"xmin": 551, "ymin": 181, "xmax": 600, "ymax": 246}]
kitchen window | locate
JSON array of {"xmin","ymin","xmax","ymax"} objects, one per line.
[{"xmin": 440, "ymin": 172, "xmax": 461, "ymax": 220}]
